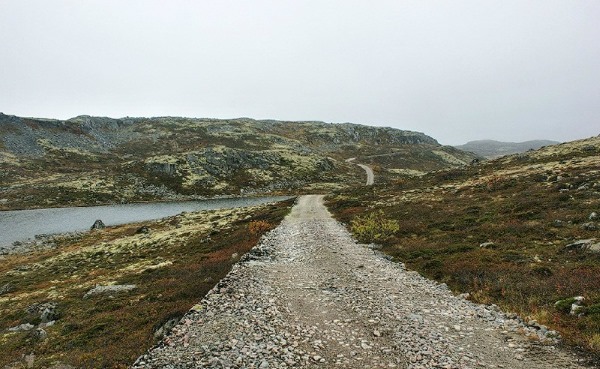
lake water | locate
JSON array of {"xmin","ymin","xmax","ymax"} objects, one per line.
[{"xmin": 0, "ymin": 196, "xmax": 291, "ymax": 250}]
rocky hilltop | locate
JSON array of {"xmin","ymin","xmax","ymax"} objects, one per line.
[
  {"xmin": 455, "ymin": 139, "xmax": 560, "ymax": 159},
  {"xmin": 0, "ymin": 113, "xmax": 476, "ymax": 210}
]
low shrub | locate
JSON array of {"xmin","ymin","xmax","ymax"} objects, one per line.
[
  {"xmin": 350, "ymin": 210, "xmax": 399, "ymax": 243},
  {"xmin": 590, "ymin": 334, "xmax": 600, "ymax": 351},
  {"xmin": 583, "ymin": 304, "xmax": 600, "ymax": 316},
  {"xmin": 248, "ymin": 220, "xmax": 273, "ymax": 236}
]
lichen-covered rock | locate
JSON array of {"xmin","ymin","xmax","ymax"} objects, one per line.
[
  {"xmin": 562, "ymin": 239, "xmax": 598, "ymax": 252},
  {"xmin": 581, "ymin": 222, "xmax": 598, "ymax": 231},
  {"xmin": 8, "ymin": 323, "xmax": 35, "ymax": 332},
  {"xmin": 0, "ymin": 283, "xmax": 14, "ymax": 295},
  {"xmin": 136, "ymin": 225, "xmax": 150, "ymax": 234},
  {"xmin": 83, "ymin": 284, "xmax": 136, "ymax": 299}
]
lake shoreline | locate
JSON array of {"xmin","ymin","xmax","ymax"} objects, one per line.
[
  {"xmin": 0, "ymin": 190, "xmax": 293, "ymax": 212},
  {"xmin": 0, "ymin": 196, "xmax": 293, "ymax": 253}
]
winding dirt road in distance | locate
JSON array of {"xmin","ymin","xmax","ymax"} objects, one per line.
[
  {"xmin": 356, "ymin": 163, "xmax": 374, "ymax": 185},
  {"xmin": 345, "ymin": 158, "xmax": 374, "ymax": 186}
]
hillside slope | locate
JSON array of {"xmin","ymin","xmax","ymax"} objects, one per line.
[
  {"xmin": 456, "ymin": 139, "xmax": 560, "ymax": 158},
  {"xmin": 0, "ymin": 113, "xmax": 477, "ymax": 210},
  {"xmin": 328, "ymin": 135, "xmax": 600, "ymax": 358}
]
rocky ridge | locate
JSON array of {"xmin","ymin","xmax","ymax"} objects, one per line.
[{"xmin": 0, "ymin": 113, "xmax": 477, "ymax": 210}]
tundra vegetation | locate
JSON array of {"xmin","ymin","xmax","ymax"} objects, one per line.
[
  {"xmin": 4, "ymin": 113, "xmax": 597, "ymax": 365},
  {"xmin": 0, "ymin": 199, "xmax": 293, "ymax": 368},
  {"xmin": 329, "ymin": 136, "xmax": 600, "ymax": 358}
]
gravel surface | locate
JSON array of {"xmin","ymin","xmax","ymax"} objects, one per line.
[
  {"xmin": 345, "ymin": 158, "xmax": 374, "ymax": 186},
  {"xmin": 356, "ymin": 164, "xmax": 374, "ymax": 186},
  {"xmin": 133, "ymin": 195, "xmax": 589, "ymax": 369}
]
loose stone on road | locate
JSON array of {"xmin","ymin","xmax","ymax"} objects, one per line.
[{"xmin": 134, "ymin": 195, "xmax": 588, "ymax": 369}]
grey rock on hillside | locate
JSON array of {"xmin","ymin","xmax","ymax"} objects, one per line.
[{"xmin": 0, "ymin": 113, "xmax": 477, "ymax": 210}]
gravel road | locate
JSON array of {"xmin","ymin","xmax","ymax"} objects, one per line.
[
  {"xmin": 345, "ymin": 158, "xmax": 374, "ymax": 185},
  {"xmin": 133, "ymin": 195, "xmax": 589, "ymax": 369},
  {"xmin": 356, "ymin": 164, "xmax": 374, "ymax": 185}
]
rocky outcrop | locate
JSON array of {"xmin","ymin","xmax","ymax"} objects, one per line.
[
  {"xmin": 0, "ymin": 113, "xmax": 477, "ymax": 209},
  {"xmin": 0, "ymin": 114, "xmax": 140, "ymax": 157},
  {"xmin": 148, "ymin": 162, "xmax": 178, "ymax": 176},
  {"xmin": 136, "ymin": 225, "xmax": 150, "ymax": 234},
  {"xmin": 0, "ymin": 283, "xmax": 14, "ymax": 295},
  {"xmin": 0, "ymin": 114, "xmax": 440, "ymax": 159}
]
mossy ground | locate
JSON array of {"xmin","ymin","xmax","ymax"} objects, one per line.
[{"xmin": 0, "ymin": 199, "xmax": 294, "ymax": 368}]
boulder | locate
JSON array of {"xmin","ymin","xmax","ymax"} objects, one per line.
[
  {"xmin": 91, "ymin": 219, "xmax": 105, "ymax": 230},
  {"xmin": 0, "ymin": 283, "xmax": 14, "ymax": 295},
  {"xmin": 581, "ymin": 222, "xmax": 598, "ymax": 231},
  {"xmin": 590, "ymin": 212, "xmax": 598, "ymax": 221},
  {"xmin": 154, "ymin": 317, "xmax": 180, "ymax": 339},
  {"xmin": 562, "ymin": 239, "xmax": 600, "ymax": 253},
  {"xmin": 479, "ymin": 242, "xmax": 497, "ymax": 249},
  {"xmin": 136, "ymin": 225, "xmax": 150, "ymax": 234},
  {"xmin": 83, "ymin": 284, "xmax": 136, "ymax": 299},
  {"xmin": 571, "ymin": 296, "xmax": 586, "ymax": 315},
  {"xmin": 32, "ymin": 328, "xmax": 48, "ymax": 341},
  {"xmin": 25, "ymin": 302, "xmax": 59, "ymax": 322},
  {"xmin": 555, "ymin": 296, "xmax": 586, "ymax": 316},
  {"xmin": 41, "ymin": 306, "xmax": 59, "ymax": 322},
  {"xmin": 147, "ymin": 162, "xmax": 177, "ymax": 176},
  {"xmin": 8, "ymin": 323, "xmax": 35, "ymax": 332}
]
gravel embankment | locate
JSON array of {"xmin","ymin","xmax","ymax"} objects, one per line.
[{"xmin": 133, "ymin": 195, "xmax": 589, "ymax": 369}]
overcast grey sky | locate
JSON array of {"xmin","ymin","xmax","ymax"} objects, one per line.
[{"xmin": 1, "ymin": 1, "xmax": 598, "ymax": 145}]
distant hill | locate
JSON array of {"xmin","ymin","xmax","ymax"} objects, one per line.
[
  {"xmin": 455, "ymin": 139, "xmax": 560, "ymax": 158},
  {"xmin": 0, "ymin": 113, "xmax": 477, "ymax": 210}
]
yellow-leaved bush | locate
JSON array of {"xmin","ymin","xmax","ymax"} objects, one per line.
[{"xmin": 350, "ymin": 210, "xmax": 399, "ymax": 243}]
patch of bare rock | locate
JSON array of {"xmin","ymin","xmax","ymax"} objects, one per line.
[{"xmin": 133, "ymin": 195, "xmax": 590, "ymax": 369}]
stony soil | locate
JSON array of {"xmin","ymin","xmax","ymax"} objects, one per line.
[{"xmin": 134, "ymin": 195, "xmax": 590, "ymax": 369}]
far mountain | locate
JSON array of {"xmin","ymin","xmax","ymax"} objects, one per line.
[{"xmin": 455, "ymin": 139, "xmax": 560, "ymax": 159}]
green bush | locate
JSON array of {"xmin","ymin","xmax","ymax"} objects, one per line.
[
  {"xmin": 350, "ymin": 210, "xmax": 399, "ymax": 243},
  {"xmin": 583, "ymin": 304, "xmax": 600, "ymax": 316},
  {"xmin": 555, "ymin": 297, "xmax": 578, "ymax": 314}
]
